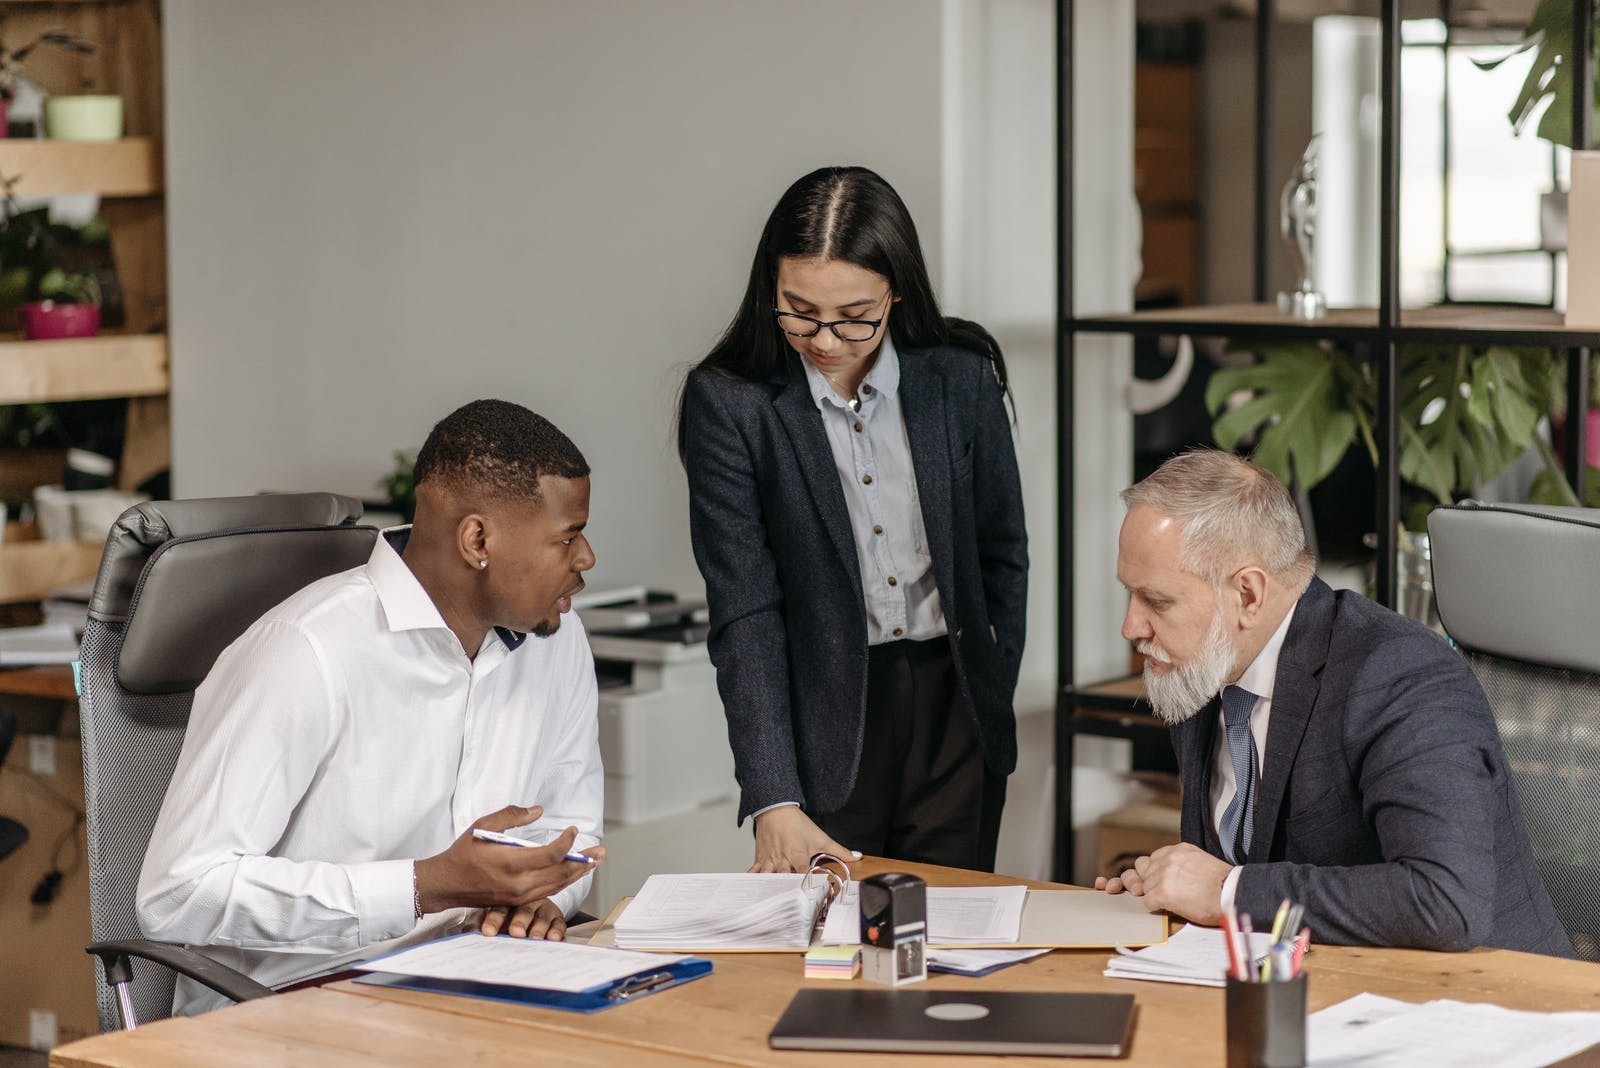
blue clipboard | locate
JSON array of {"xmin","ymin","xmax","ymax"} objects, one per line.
[{"xmin": 352, "ymin": 934, "xmax": 713, "ymax": 1014}]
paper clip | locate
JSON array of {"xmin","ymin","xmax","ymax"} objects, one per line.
[{"xmin": 608, "ymin": 970, "xmax": 676, "ymax": 1000}]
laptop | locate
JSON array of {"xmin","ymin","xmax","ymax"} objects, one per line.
[{"xmin": 768, "ymin": 989, "xmax": 1137, "ymax": 1057}]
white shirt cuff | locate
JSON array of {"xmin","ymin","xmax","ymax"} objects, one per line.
[
  {"xmin": 751, "ymin": 800, "xmax": 801, "ymax": 820},
  {"xmin": 1220, "ymin": 864, "xmax": 1244, "ymax": 915},
  {"xmin": 350, "ymin": 858, "xmax": 418, "ymax": 944}
]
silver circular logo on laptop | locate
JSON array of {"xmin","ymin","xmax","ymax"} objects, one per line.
[{"xmin": 925, "ymin": 1002, "xmax": 990, "ymax": 1022}]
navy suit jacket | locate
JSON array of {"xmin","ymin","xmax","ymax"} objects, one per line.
[
  {"xmin": 682, "ymin": 344, "xmax": 1027, "ymax": 823},
  {"xmin": 1173, "ymin": 577, "xmax": 1573, "ymax": 956}
]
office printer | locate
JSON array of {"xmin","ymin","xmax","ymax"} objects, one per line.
[{"xmin": 578, "ymin": 589, "xmax": 736, "ymax": 824}]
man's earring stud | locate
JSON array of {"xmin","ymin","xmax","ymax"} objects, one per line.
[{"xmin": 478, "ymin": 559, "xmax": 488, "ymax": 569}]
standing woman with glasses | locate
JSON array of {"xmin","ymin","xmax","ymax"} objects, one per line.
[{"xmin": 677, "ymin": 166, "xmax": 1028, "ymax": 873}]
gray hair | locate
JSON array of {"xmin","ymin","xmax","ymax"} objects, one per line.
[{"xmin": 1121, "ymin": 449, "xmax": 1315, "ymax": 593}]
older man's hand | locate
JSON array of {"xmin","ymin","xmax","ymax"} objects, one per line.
[{"xmin": 1128, "ymin": 843, "xmax": 1232, "ymax": 926}]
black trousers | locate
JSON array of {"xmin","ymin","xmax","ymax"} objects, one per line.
[{"xmin": 813, "ymin": 638, "xmax": 1007, "ymax": 873}]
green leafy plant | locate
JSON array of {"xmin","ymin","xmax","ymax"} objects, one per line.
[
  {"xmin": 0, "ymin": 173, "xmax": 111, "ymax": 309},
  {"xmin": 1208, "ymin": 342, "xmax": 1582, "ymax": 525},
  {"xmin": 1475, "ymin": 0, "xmax": 1596, "ymax": 146},
  {"xmin": 377, "ymin": 449, "xmax": 417, "ymax": 522},
  {"xmin": 0, "ymin": 29, "xmax": 94, "ymax": 102},
  {"xmin": 35, "ymin": 266, "xmax": 99, "ymax": 306}
]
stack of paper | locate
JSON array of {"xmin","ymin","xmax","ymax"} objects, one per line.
[
  {"xmin": 1310, "ymin": 993, "xmax": 1600, "ymax": 1067},
  {"xmin": 1103, "ymin": 923, "xmax": 1274, "ymax": 987},
  {"xmin": 819, "ymin": 882, "xmax": 1028, "ymax": 945},
  {"xmin": 355, "ymin": 934, "xmax": 690, "ymax": 993},
  {"xmin": 615, "ymin": 873, "xmax": 831, "ymax": 950},
  {"xmin": 0, "ymin": 622, "xmax": 80, "ymax": 667}
]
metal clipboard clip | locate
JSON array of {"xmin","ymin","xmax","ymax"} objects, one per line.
[{"xmin": 608, "ymin": 970, "xmax": 677, "ymax": 1001}]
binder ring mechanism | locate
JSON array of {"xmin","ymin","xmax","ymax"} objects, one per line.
[
  {"xmin": 805, "ymin": 852, "xmax": 852, "ymax": 922},
  {"xmin": 608, "ymin": 970, "xmax": 678, "ymax": 1001}
]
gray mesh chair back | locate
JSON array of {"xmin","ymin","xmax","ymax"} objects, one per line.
[
  {"xmin": 1429, "ymin": 501, "xmax": 1600, "ymax": 962},
  {"xmin": 79, "ymin": 493, "xmax": 377, "ymax": 1029}
]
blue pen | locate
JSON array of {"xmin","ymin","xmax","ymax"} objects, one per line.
[{"xmin": 471, "ymin": 827, "xmax": 596, "ymax": 864}]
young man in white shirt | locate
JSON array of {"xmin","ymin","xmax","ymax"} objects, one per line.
[{"xmin": 139, "ymin": 399, "xmax": 608, "ymax": 1013}]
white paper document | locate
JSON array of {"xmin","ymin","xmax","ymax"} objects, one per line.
[
  {"xmin": 1103, "ymin": 923, "xmax": 1275, "ymax": 987},
  {"xmin": 927, "ymin": 947, "xmax": 1051, "ymax": 974},
  {"xmin": 820, "ymin": 882, "xmax": 1028, "ymax": 945},
  {"xmin": 615, "ymin": 873, "xmax": 830, "ymax": 950},
  {"xmin": 355, "ymin": 934, "xmax": 688, "ymax": 993},
  {"xmin": 1309, "ymin": 993, "xmax": 1600, "ymax": 1068},
  {"xmin": 0, "ymin": 622, "xmax": 80, "ymax": 666}
]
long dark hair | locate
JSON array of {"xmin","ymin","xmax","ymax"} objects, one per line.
[{"xmin": 677, "ymin": 166, "xmax": 1008, "ymax": 461}]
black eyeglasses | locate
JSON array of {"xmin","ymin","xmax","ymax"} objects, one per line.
[{"xmin": 772, "ymin": 292, "xmax": 891, "ymax": 343}]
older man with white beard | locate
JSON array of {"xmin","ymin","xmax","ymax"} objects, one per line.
[{"xmin": 1093, "ymin": 450, "xmax": 1572, "ymax": 956}]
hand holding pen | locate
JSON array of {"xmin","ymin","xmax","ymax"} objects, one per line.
[{"xmin": 414, "ymin": 804, "xmax": 604, "ymax": 917}]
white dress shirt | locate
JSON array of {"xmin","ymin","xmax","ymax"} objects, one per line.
[
  {"xmin": 1213, "ymin": 604, "xmax": 1296, "ymax": 912},
  {"xmin": 139, "ymin": 528, "xmax": 603, "ymax": 1015},
  {"xmin": 803, "ymin": 334, "xmax": 946, "ymax": 645}
]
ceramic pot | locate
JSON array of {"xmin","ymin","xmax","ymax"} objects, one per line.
[
  {"xmin": 20, "ymin": 301, "xmax": 100, "ymax": 339},
  {"xmin": 43, "ymin": 94, "xmax": 123, "ymax": 141}
]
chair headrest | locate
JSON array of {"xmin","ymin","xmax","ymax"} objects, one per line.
[
  {"xmin": 1428, "ymin": 501, "xmax": 1600, "ymax": 674},
  {"xmin": 89, "ymin": 493, "xmax": 366, "ymax": 623}
]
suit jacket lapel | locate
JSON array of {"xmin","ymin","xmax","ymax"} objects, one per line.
[
  {"xmin": 1247, "ymin": 578, "xmax": 1335, "ymax": 863},
  {"xmin": 898, "ymin": 355, "xmax": 957, "ymax": 604},
  {"xmin": 1174, "ymin": 696, "xmax": 1222, "ymax": 856},
  {"xmin": 772, "ymin": 372, "xmax": 863, "ymax": 593}
]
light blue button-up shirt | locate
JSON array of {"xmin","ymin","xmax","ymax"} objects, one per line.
[{"xmin": 802, "ymin": 335, "xmax": 946, "ymax": 645}]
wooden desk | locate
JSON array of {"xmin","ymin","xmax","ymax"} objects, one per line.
[{"xmin": 50, "ymin": 858, "xmax": 1600, "ymax": 1067}]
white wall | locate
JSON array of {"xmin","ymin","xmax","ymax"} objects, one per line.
[
  {"xmin": 165, "ymin": 0, "xmax": 1136, "ymax": 880},
  {"xmin": 164, "ymin": 0, "xmax": 942, "ymax": 595}
]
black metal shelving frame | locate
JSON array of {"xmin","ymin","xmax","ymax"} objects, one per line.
[{"xmin": 1052, "ymin": 0, "xmax": 1597, "ymax": 882}]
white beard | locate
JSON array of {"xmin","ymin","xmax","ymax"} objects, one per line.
[{"xmin": 1139, "ymin": 611, "xmax": 1236, "ymax": 725}]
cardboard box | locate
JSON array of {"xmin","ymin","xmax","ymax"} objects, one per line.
[
  {"xmin": 1096, "ymin": 801, "xmax": 1182, "ymax": 881},
  {"xmin": 1568, "ymin": 152, "xmax": 1600, "ymax": 326},
  {"xmin": 0, "ymin": 733, "xmax": 95, "ymax": 1050}
]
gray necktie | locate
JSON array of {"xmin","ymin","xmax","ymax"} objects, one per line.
[{"xmin": 1217, "ymin": 685, "xmax": 1259, "ymax": 864}]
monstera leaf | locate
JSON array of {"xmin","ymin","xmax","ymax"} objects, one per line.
[
  {"xmin": 1205, "ymin": 344, "xmax": 1366, "ymax": 491},
  {"xmin": 1475, "ymin": 0, "xmax": 1597, "ymax": 145},
  {"xmin": 1399, "ymin": 346, "xmax": 1558, "ymax": 506}
]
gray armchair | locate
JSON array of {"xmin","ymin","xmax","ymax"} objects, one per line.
[
  {"xmin": 79, "ymin": 493, "xmax": 377, "ymax": 1029},
  {"xmin": 1429, "ymin": 500, "xmax": 1600, "ymax": 962}
]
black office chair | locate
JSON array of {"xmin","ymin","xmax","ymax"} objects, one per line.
[
  {"xmin": 78, "ymin": 493, "xmax": 378, "ymax": 1029},
  {"xmin": 1429, "ymin": 500, "xmax": 1600, "ymax": 962},
  {"xmin": 0, "ymin": 709, "xmax": 27, "ymax": 862}
]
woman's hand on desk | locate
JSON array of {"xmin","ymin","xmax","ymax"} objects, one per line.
[
  {"xmin": 479, "ymin": 899, "xmax": 567, "ymax": 940},
  {"xmin": 750, "ymin": 805, "xmax": 853, "ymax": 873},
  {"xmin": 414, "ymin": 804, "xmax": 604, "ymax": 915}
]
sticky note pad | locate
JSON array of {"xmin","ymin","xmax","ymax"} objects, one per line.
[{"xmin": 804, "ymin": 944, "xmax": 860, "ymax": 981}]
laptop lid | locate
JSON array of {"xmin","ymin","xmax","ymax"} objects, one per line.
[{"xmin": 768, "ymin": 989, "xmax": 1136, "ymax": 1057}]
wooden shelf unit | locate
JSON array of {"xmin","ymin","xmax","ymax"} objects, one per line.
[{"xmin": 0, "ymin": 0, "xmax": 169, "ymax": 610}]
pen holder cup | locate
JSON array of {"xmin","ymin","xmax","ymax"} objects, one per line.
[{"xmin": 1225, "ymin": 973, "xmax": 1307, "ymax": 1068}]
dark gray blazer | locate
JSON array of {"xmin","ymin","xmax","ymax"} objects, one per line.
[
  {"xmin": 682, "ymin": 344, "xmax": 1027, "ymax": 823},
  {"xmin": 1173, "ymin": 577, "xmax": 1573, "ymax": 956}
]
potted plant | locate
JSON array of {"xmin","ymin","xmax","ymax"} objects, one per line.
[
  {"xmin": 44, "ymin": 76, "xmax": 122, "ymax": 142},
  {"xmin": 21, "ymin": 266, "xmax": 100, "ymax": 339},
  {"xmin": 376, "ymin": 450, "xmax": 418, "ymax": 523},
  {"xmin": 1208, "ymin": 341, "xmax": 1588, "ymax": 524},
  {"xmin": 0, "ymin": 29, "xmax": 94, "ymax": 137}
]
